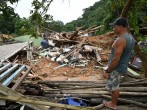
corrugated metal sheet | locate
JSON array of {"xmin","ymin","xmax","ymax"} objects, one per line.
[{"xmin": 0, "ymin": 63, "xmax": 31, "ymax": 90}]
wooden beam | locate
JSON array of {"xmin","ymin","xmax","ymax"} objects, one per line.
[
  {"xmin": 0, "ymin": 84, "xmax": 48, "ymax": 110},
  {"xmin": 0, "ymin": 95, "xmax": 94, "ymax": 110}
]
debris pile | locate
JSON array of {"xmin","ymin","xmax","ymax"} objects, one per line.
[
  {"xmin": 16, "ymin": 78, "xmax": 147, "ymax": 110},
  {"xmin": 39, "ymin": 26, "xmax": 114, "ymax": 69},
  {"xmin": 0, "ymin": 25, "xmax": 145, "ymax": 110}
]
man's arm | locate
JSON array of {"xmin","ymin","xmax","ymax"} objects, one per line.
[{"xmin": 103, "ymin": 37, "xmax": 126, "ymax": 78}]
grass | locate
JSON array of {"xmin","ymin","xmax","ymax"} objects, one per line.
[{"xmin": 14, "ymin": 35, "xmax": 43, "ymax": 47}]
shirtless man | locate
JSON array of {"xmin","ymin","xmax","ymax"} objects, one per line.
[{"xmin": 103, "ymin": 17, "xmax": 135, "ymax": 109}]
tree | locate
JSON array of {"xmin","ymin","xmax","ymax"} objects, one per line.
[
  {"xmin": 120, "ymin": 0, "xmax": 147, "ymax": 76},
  {"xmin": 0, "ymin": 0, "xmax": 19, "ymax": 34},
  {"xmin": 64, "ymin": 23, "xmax": 75, "ymax": 32},
  {"xmin": 14, "ymin": 18, "xmax": 35, "ymax": 36},
  {"xmin": 0, "ymin": 0, "xmax": 54, "ymax": 37},
  {"xmin": 45, "ymin": 21, "xmax": 64, "ymax": 32}
]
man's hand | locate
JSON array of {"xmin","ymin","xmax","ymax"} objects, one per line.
[{"xmin": 103, "ymin": 72, "xmax": 109, "ymax": 79}]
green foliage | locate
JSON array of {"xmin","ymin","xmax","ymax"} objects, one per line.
[
  {"xmin": 128, "ymin": 0, "xmax": 147, "ymax": 38},
  {"xmin": 14, "ymin": 18, "xmax": 36, "ymax": 37},
  {"xmin": 47, "ymin": 21, "xmax": 64, "ymax": 32},
  {"xmin": 64, "ymin": 0, "xmax": 115, "ymax": 34},
  {"xmin": 28, "ymin": 0, "xmax": 53, "ymax": 37},
  {"xmin": 64, "ymin": 0, "xmax": 147, "ymax": 36},
  {"xmin": 64, "ymin": 22, "xmax": 75, "ymax": 31},
  {"xmin": 0, "ymin": 0, "xmax": 146, "ymax": 39},
  {"xmin": 0, "ymin": 0, "xmax": 19, "ymax": 34}
]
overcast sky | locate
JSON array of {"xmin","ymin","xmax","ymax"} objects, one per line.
[{"xmin": 12, "ymin": 0, "xmax": 99, "ymax": 24}]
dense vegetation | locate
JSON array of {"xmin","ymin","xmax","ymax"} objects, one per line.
[
  {"xmin": 64, "ymin": 0, "xmax": 147, "ymax": 35},
  {"xmin": 1, "ymin": 0, "xmax": 146, "ymax": 37}
]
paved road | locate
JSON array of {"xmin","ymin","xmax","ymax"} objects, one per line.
[{"xmin": 0, "ymin": 42, "xmax": 28, "ymax": 61}]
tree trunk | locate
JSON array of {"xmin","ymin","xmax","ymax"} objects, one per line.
[
  {"xmin": 120, "ymin": 0, "xmax": 133, "ymax": 18},
  {"xmin": 121, "ymin": 0, "xmax": 147, "ymax": 77}
]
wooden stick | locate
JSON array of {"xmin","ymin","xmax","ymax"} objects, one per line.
[
  {"xmin": 44, "ymin": 94, "xmax": 102, "ymax": 98},
  {"xmin": 38, "ymin": 80, "xmax": 104, "ymax": 84},
  {"xmin": 69, "ymin": 27, "xmax": 82, "ymax": 40},
  {"xmin": 119, "ymin": 87, "xmax": 147, "ymax": 92},
  {"xmin": 0, "ymin": 95, "xmax": 94, "ymax": 110},
  {"xmin": 0, "ymin": 84, "xmax": 48, "ymax": 110},
  {"xmin": 43, "ymin": 90, "xmax": 147, "ymax": 96},
  {"xmin": 94, "ymin": 49, "xmax": 101, "ymax": 62},
  {"xmin": 122, "ymin": 78, "xmax": 147, "ymax": 84},
  {"xmin": 74, "ymin": 37, "xmax": 87, "ymax": 58},
  {"xmin": 42, "ymin": 87, "xmax": 147, "ymax": 93},
  {"xmin": 121, "ymin": 81, "xmax": 147, "ymax": 86}
]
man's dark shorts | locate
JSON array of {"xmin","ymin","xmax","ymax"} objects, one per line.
[{"xmin": 105, "ymin": 70, "xmax": 121, "ymax": 91}]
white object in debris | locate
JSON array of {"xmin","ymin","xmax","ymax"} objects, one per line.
[
  {"xmin": 56, "ymin": 55, "xmax": 69, "ymax": 63},
  {"xmin": 63, "ymin": 48, "xmax": 71, "ymax": 53},
  {"xmin": 54, "ymin": 33, "xmax": 60, "ymax": 39},
  {"xmin": 84, "ymin": 45, "xmax": 93, "ymax": 52},
  {"xmin": 53, "ymin": 47, "xmax": 60, "ymax": 51},
  {"xmin": 95, "ymin": 66, "xmax": 108, "ymax": 70},
  {"xmin": 0, "ymin": 100, "xmax": 6, "ymax": 106},
  {"xmin": 48, "ymin": 51, "xmax": 60, "ymax": 57},
  {"xmin": 78, "ymin": 54, "xmax": 83, "ymax": 59},
  {"xmin": 51, "ymin": 57, "xmax": 56, "ymax": 61},
  {"xmin": 75, "ymin": 64, "xmax": 86, "ymax": 67},
  {"xmin": 56, "ymin": 55, "xmax": 64, "ymax": 62},
  {"xmin": 48, "ymin": 40, "xmax": 55, "ymax": 46},
  {"xmin": 81, "ymin": 33, "xmax": 89, "ymax": 37},
  {"xmin": 27, "ymin": 41, "xmax": 34, "ymax": 61},
  {"xmin": 85, "ymin": 45, "xmax": 102, "ymax": 51},
  {"xmin": 20, "ymin": 105, "xmax": 25, "ymax": 110},
  {"xmin": 64, "ymin": 59, "xmax": 69, "ymax": 63}
]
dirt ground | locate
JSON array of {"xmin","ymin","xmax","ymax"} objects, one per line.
[{"xmin": 28, "ymin": 57, "xmax": 103, "ymax": 81}]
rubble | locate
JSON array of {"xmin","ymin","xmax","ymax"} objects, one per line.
[
  {"xmin": 38, "ymin": 27, "xmax": 113, "ymax": 70},
  {"xmin": 0, "ymin": 26, "xmax": 145, "ymax": 110}
]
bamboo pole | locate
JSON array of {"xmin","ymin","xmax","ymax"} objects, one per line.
[
  {"xmin": 0, "ymin": 95, "xmax": 94, "ymax": 110},
  {"xmin": 42, "ymin": 87, "xmax": 147, "ymax": 93},
  {"xmin": 0, "ymin": 84, "xmax": 48, "ymax": 110}
]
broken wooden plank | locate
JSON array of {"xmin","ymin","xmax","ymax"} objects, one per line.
[
  {"xmin": 128, "ymin": 67, "xmax": 140, "ymax": 76},
  {"xmin": 79, "ymin": 25, "xmax": 104, "ymax": 35},
  {"xmin": 69, "ymin": 27, "xmax": 83, "ymax": 40},
  {"xmin": 61, "ymin": 37, "xmax": 87, "ymax": 62},
  {"xmin": 74, "ymin": 37, "xmax": 87, "ymax": 58},
  {"xmin": 94, "ymin": 49, "xmax": 101, "ymax": 63},
  {"xmin": 12, "ymin": 66, "xmax": 32, "ymax": 90},
  {"xmin": 0, "ymin": 84, "xmax": 48, "ymax": 110},
  {"xmin": 0, "ymin": 93, "xmax": 94, "ymax": 110}
]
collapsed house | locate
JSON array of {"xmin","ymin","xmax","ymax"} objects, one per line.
[{"xmin": 0, "ymin": 26, "xmax": 146, "ymax": 110}]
